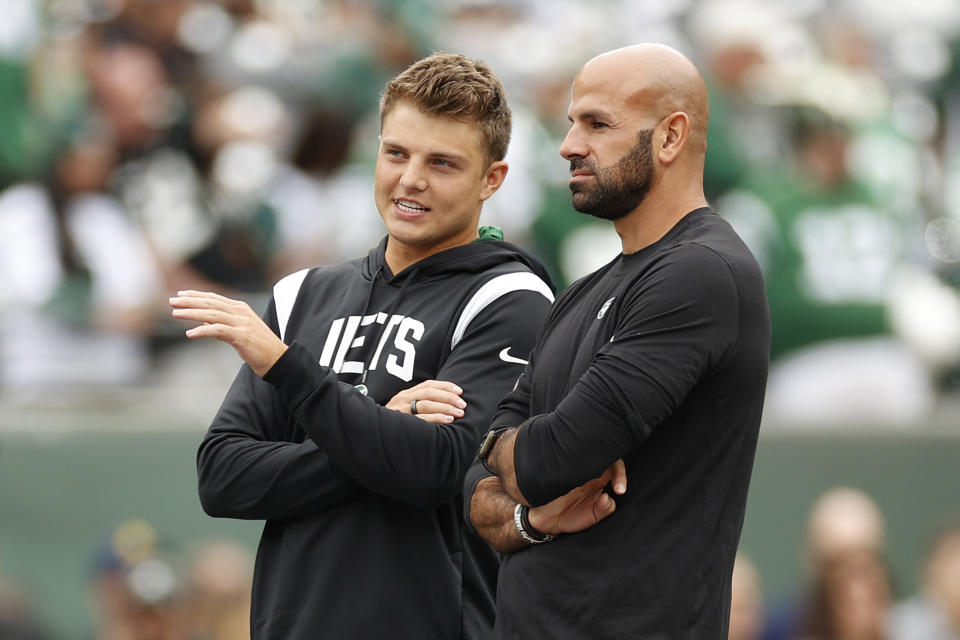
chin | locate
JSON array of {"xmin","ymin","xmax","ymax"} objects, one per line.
[
  {"xmin": 388, "ymin": 226, "xmax": 431, "ymax": 246},
  {"xmin": 570, "ymin": 194, "xmax": 594, "ymax": 215}
]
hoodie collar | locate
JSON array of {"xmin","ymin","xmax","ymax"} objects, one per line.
[{"xmin": 362, "ymin": 235, "xmax": 555, "ymax": 292}]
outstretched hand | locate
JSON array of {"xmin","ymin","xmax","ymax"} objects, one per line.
[
  {"xmin": 386, "ymin": 380, "xmax": 466, "ymax": 424},
  {"xmin": 169, "ymin": 290, "xmax": 287, "ymax": 377},
  {"xmin": 527, "ymin": 459, "xmax": 626, "ymax": 536}
]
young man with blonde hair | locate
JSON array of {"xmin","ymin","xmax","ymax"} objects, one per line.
[{"xmin": 169, "ymin": 52, "xmax": 556, "ymax": 639}]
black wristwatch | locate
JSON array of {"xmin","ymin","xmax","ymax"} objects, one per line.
[{"xmin": 477, "ymin": 427, "xmax": 510, "ymax": 463}]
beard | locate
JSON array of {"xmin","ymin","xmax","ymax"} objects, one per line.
[{"xmin": 569, "ymin": 128, "xmax": 654, "ymax": 221}]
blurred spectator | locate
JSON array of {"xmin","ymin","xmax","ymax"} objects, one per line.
[
  {"xmin": 762, "ymin": 487, "xmax": 890, "ymax": 640},
  {"xmin": 89, "ymin": 519, "xmax": 191, "ymax": 640},
  {"xmin": 186, "ymin": 540, "xmax": 254, "ymax": 640},
  {"xmin": 0, "ymin": 0, "xmax": 47, "ymax": 187},
  {"xmin": 690, "ymin": 0, "xmax": 797, "ymax": 201},
  {"xmin": 801, "ymin": 549, "xmax": 893, "ymax": 640},
  {"xmin": 805, "ymin": 487, "xmax": 887, "ymax": 567},
  {"xmin": 261, "ymin": 106, "xmax": 382, "ymax": 277},
  {"xmin": 0, "ymin": 130, "xmax": 162, "ymax": 389},
  {"xmin": 51, "ymin": 132, "xmax": 161, "ymax": 334},
  {"xmin": 731, "ymin": 552, "xmax": 765, "ymax": 640},
  {"xmin": 717, "ymin": 104, "xmax": 945, "ymax": 427},
  {"xmin": 81, "ymin": 34, "xmax": 275, "ymax": 298},
  {"xmin": 889, "ymin": 521, "xmax": 960, "ymax": 640},
  {"xmin": 0, "ymin": 575, "xmax": 48, "ymax": 640}
]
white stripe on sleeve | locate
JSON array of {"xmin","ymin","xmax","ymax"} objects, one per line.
[
  {"xmin": 273, "ymin": 268, "xmax": 310, "ymax": 342},
  {"xmin": 451, "ymin": 272, "xmax": 554, "ymax": 350}
]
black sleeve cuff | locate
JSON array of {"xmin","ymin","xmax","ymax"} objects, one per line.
[
  {"xmin": 263, "ymin": 341, "xmax": 327, "ymax": 411},
  {"xmin": 462, "ymin": 460, "xmax": 496, "ymax": 538}
]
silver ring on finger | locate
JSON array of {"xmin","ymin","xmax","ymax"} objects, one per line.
[{"xmin": 410, "ymin": 399, "xmax": 419, "ymax": 415}]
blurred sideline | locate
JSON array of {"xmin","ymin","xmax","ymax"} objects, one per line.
[{"xmin": 0, "ymin": 424, "xmax": 958, "ymax": 638}]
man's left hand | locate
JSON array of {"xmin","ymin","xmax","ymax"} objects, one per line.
[{"xmin": 169, "ymin": 290, "xmax": 287, "ymax": 377}]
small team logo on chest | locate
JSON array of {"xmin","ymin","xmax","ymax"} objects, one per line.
[{"xmin": 597, "ymin": 297, "xmax": 616, "ymax": 319}]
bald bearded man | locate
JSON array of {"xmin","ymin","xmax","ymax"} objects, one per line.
[{"xmin": 465, "ymin": 44, "xmax": 771, "ymax": 638}]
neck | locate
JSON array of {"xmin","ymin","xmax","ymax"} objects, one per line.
[
  {"xmin": 613, "ymin": 178, "xmax": 707, "ymax": 254},
  {"xmin": 384, "ymin": 233, "xmax": 479, "ymax": 274}
]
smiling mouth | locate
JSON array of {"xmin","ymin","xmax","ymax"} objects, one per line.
[{"xmin": 394, "ymin": 199, "xmax": 430, "ymax": 214}]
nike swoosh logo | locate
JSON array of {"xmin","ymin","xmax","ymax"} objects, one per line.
[{"xmin": 499, "ymin": 347, "xmax": 528, "ymax": 365}]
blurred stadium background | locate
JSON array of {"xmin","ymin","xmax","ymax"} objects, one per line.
[{"xmin": 1, "ymin": 0, "xmax": 960, "ymax": 638}]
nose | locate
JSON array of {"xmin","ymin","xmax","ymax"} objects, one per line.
[
  {"xmin": 399, "ymin": 161, "xmax": 427, "ymax": 191},
  {"xmin": 559, "ymin": 124, "xmax": 586, "ymax": 161}
]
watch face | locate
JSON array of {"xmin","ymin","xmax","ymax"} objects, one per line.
[{"xmin": 478, "ymin": 429, "xmax": 501, "ymax": 460}]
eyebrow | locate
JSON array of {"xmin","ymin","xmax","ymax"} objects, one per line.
[
  {"xmin": 569, "ymin": 109, "xmax": 617, "ymax": 123},
  {"xmin": 380, "ymin": 138, "xmax": 470, "ymax": 163}
]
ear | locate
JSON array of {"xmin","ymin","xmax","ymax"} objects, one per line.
[
  {"xmin": 657, "ymin": 112, "xmax": 689, "ymax": 165},
  {"xmin": 479, "ymin": 160, "xmax": 509, "ymax": 201}
]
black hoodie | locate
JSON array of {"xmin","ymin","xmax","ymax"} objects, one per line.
[{"xmin": 196, "ymin": 236, "xmax": 554, "ymax": 639}]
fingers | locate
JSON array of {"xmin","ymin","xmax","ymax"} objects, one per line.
[
  {"xmin": 401, "ymin": 380, "xmax": 465, "ymax": 415},
  {"xmin": 411, "ymin": 399, "xmax": 464, "ymax": 419},
  {"xmin": 169, "ymin": 291, "xmax": 259, "ymax": 342},
  {"xmin": 579, "ymin": 459, "xmax": 626, "ymax": 497},
  {"xmin": 593, "ymin": 492, "xmax": 616, "ymax": 522},
  {"xmin": 407, "ymin": 380, "xmax": 464, "ymax": 396},
  {"xmin": 412, "ymin": 411, "xmax": 458, "ymax": 424},
  {"xmin": 182, "ymin": 323, "xmax": 231, "ymax": 340},
  {"xmin": 173, "ymin": 290, "xmax": 233, "ymax": 304},
  {"xmin": 170, "ymin": 302, "xmax": 245, "ymax": 343},
  {"xmin": 169, "ymin": 307, "xmax": 235, "ymax": 326},
  {"xmin": 610, "ymin": 458, "xmax": 627, "ymax": 495},
  {"xmin": 169, "ymin": 292, "xmax": 216, "ymax": 310},
  {"xmin": 579, "ymin": 473, "xmax": 611, "ymax": 494},
  {"xmin": 169, "ymin": 291, "xmax": 251, "ymax": 316},
  {"xmin": 415, "ymin": 387, "xmax": 466, "ymax": 410}
]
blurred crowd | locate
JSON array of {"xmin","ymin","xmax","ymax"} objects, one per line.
[
  {"xmin": 731, "ymin": 487, "xmax": 960, "ymax": 640},
  {"xmin": 1, "ymin": 519, "xmax": 255, "ymax": 640},
  {"xmin": 2, "ymin": 0, "xmax": 960, "ymax": 427},
  {"xmin": 2, "ymin": 488, "xmax": 958, "ymax": 640}
]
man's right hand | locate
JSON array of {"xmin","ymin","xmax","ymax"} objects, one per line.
[{"xmin": 528, "ymin": 459, "xmax": 627, "ymax": 535}]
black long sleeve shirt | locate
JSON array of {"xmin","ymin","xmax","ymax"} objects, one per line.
[{"xmin": 466, "ymin": 209, "xmax": 770, "ymax": 639}]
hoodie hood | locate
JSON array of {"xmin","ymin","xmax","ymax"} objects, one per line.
[{"xmin": 361, "ymin": 235, "xmax": 556, "ymax": 293}]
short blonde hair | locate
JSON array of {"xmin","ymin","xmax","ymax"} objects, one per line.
[{"xmin": 380, "ymin": 52, "xmax": 511, "ymax": 165}]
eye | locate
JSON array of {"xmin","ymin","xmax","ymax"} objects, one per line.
[
  {"xmin": 432, "ymin": 158, "xmax": 454, "ymax": 168},
  {"xmin": 591, "ymin": 121, "xmax": 609, "ymax": 130}
]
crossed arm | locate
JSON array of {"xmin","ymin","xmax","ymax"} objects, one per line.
[
  {"xmin": 195, "ymin": 364, "xmax": 466, "ymax": 520},
  {"xmin": 176, "ymin": 289, "xmax": 477, "ymax": 516},
  {"xmin": 467, "ymin": 458, "xmax": 626, "ymax": 554},
  {"xmin": 172, "ymin": 289, "xmax": 624, "ymax": 545},
  {"xmin": 177, "ymin": 287, "xmax": 573, "ymax": 513},
  {"xmin": 463, "ymin": 354, "xmax": 627, "ymax": 553}
]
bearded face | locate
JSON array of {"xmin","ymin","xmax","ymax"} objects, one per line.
[{"xmin": 569, "ymin": 128, "xmax": 655, "ymax": 221}]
